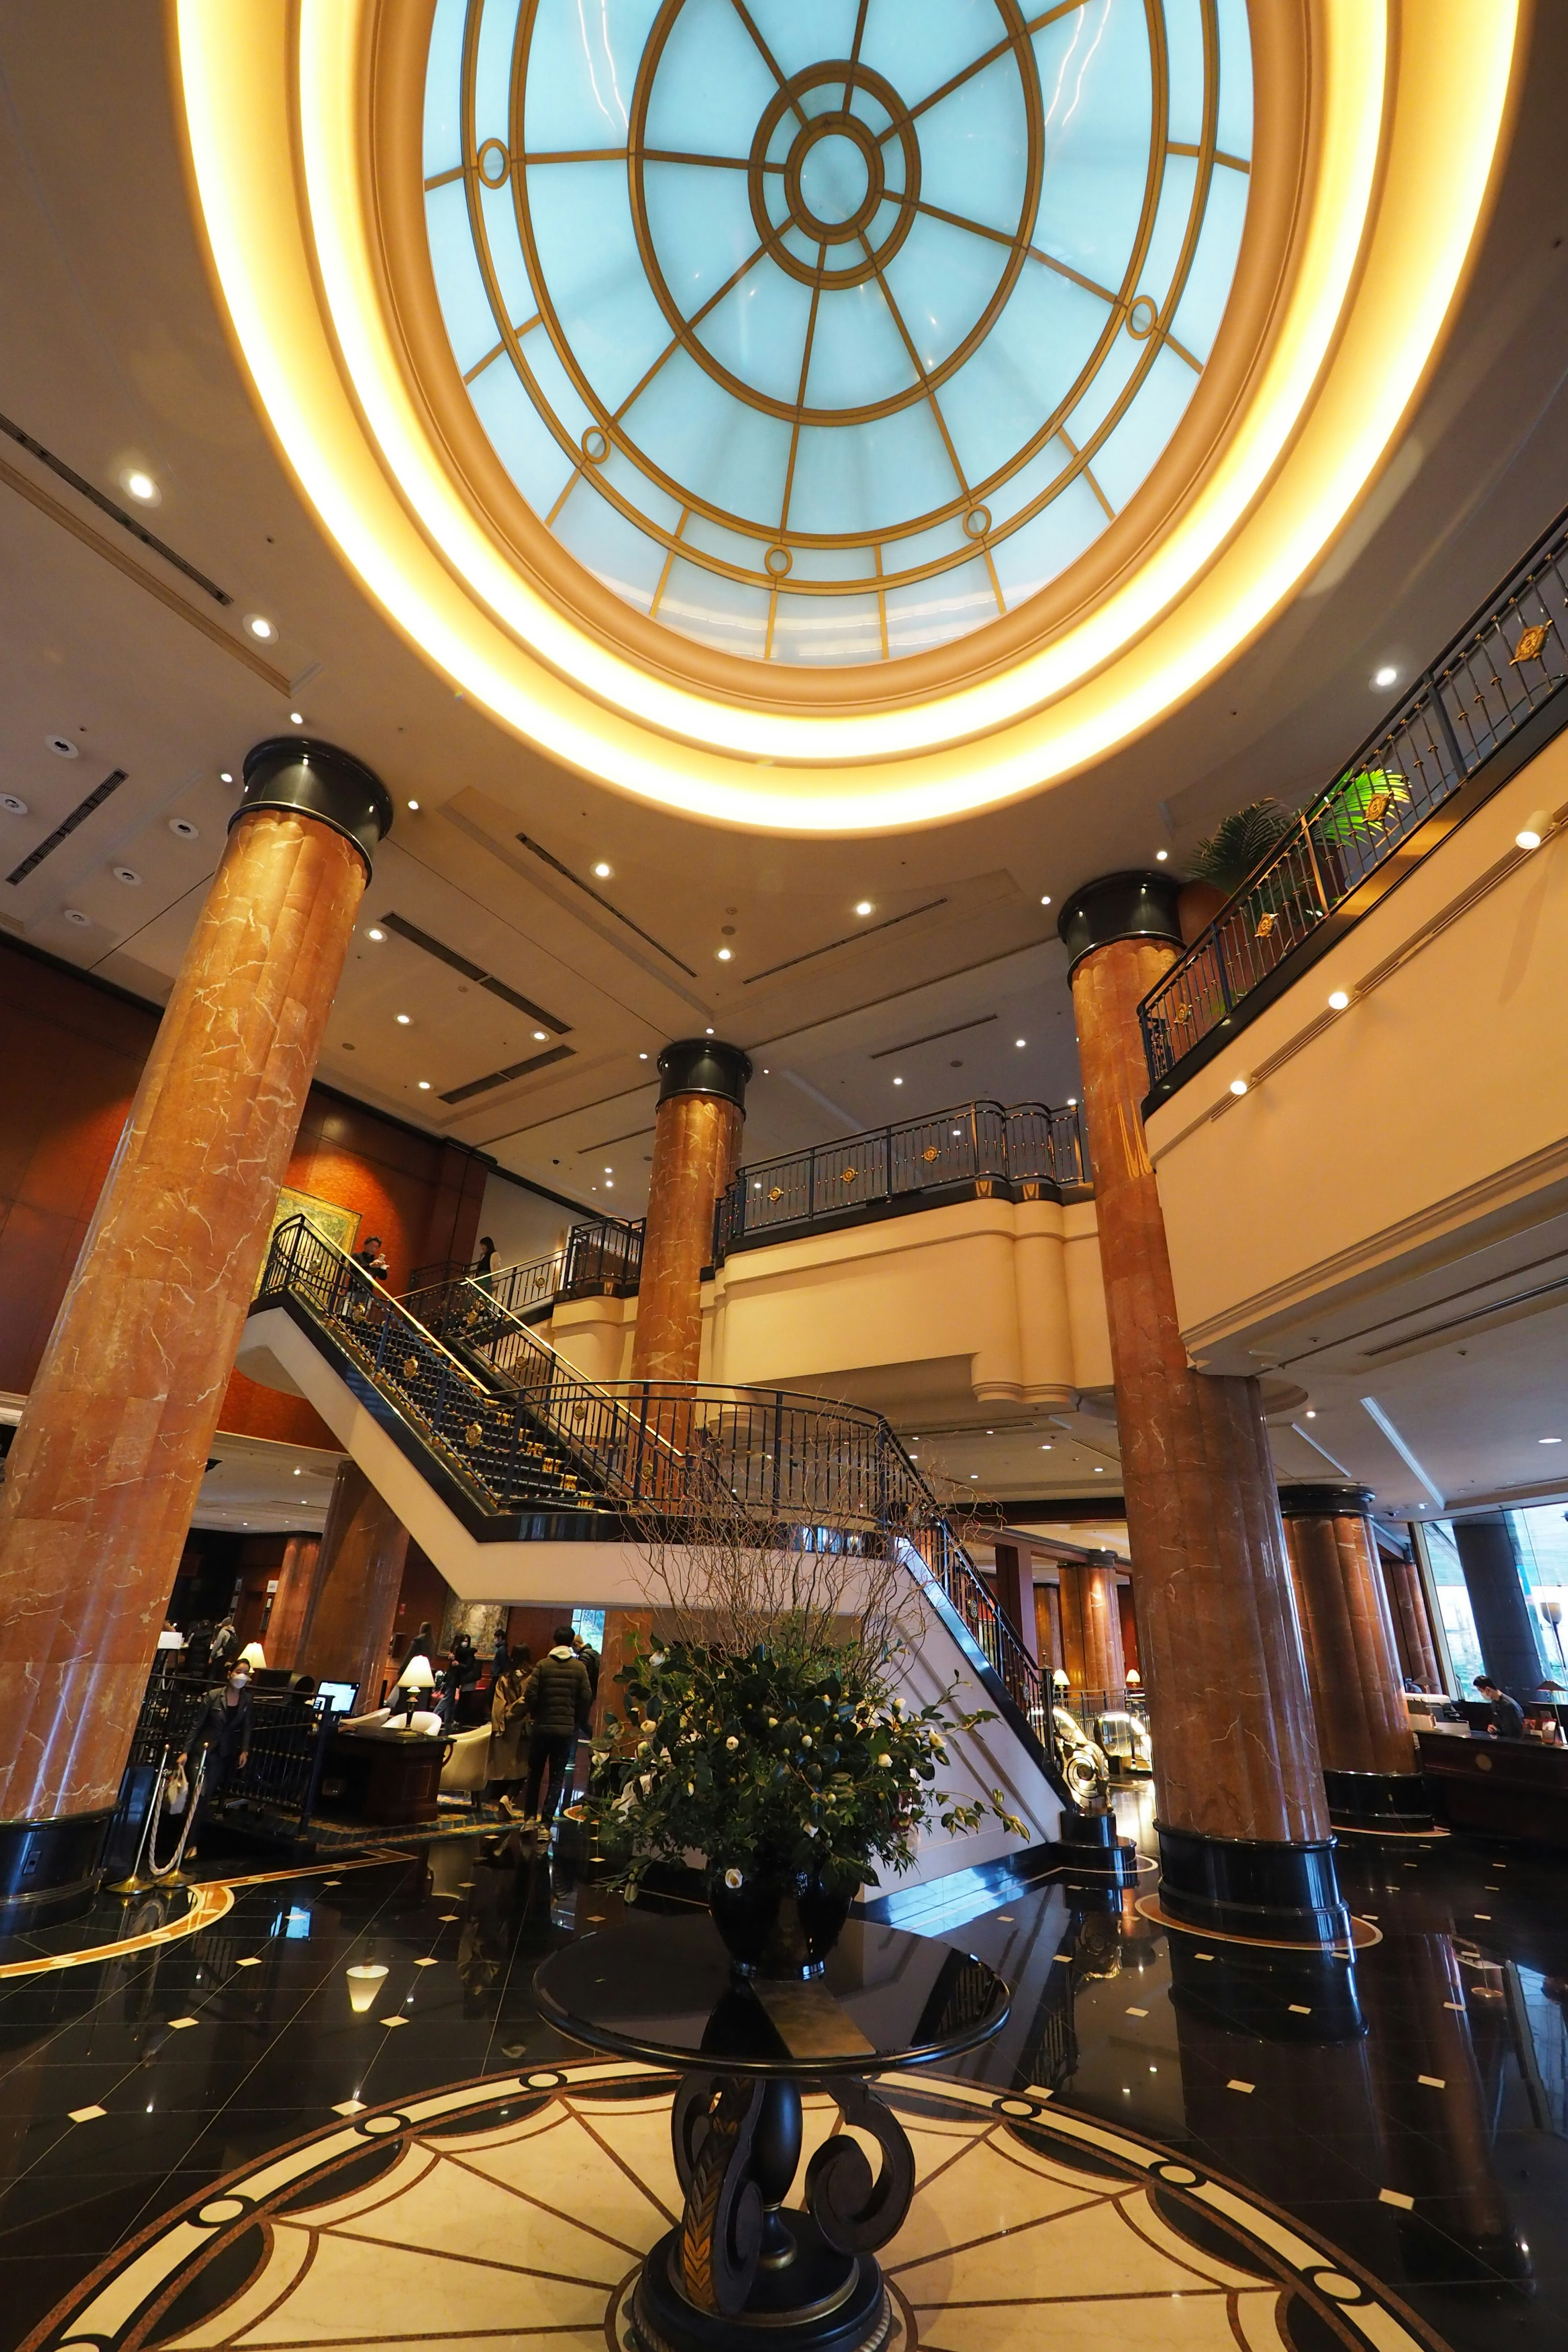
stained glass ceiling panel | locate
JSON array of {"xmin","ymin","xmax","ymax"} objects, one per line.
[{"xmin": 423, "ymin": 0, "xmax": 1253, "ymax": 668}]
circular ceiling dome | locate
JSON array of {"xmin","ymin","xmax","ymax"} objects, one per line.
[
  {"xmin": 176, "ymin": 0, "xmax": 1521, "ymax": 828},
  {"xmin": 422, "ymin": 0, "xmax": 1251, "ymax": 670}
]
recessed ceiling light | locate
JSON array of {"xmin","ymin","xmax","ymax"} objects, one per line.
[
  {"xmin": 604, "ymin": 1166, "xmax": 612, "ymax": 1174},
  {"xmin": 638, "ymin": 1051, "xmax": 649, "ymax": 1060},
  {"xmin": 717, "ymin": 947, "xmax": 732, "ymax": 960},
  {"xmin": 220, "ymin": 770, "xmax": 234, "ymax": 783},
  {"xmin": 1015, "ymin": 1038, "xmax": 1026, "ymax": 1048},
  {"xmin": 1541, "ymin": 1437, "xmax": 1563, "ymax": 1444},
  {"xmin": 1305, "ymin": 1408, "xmax": 1316, "ymax": 1418},
  {"xmin": 245, "ymin": 613, "xmax": 276, "ymax": 640},
  {"xmin": 1094, "ymin": 1465, "xmax": 1105, "ymax": 1473},
  {"xmin": 47, "ymin": 735, "xmax": 78, "ymax": 759},
  {"xmin": 705, "ymin": 1026, "xmax": 715, "ymax": 1035},
  {"xmin": 1041, "ymin": 1443, "xmax": 1052, "ymax": 1450},
  {"xmin": 1327, "ymin": 989, "xmax": 1350, "ymax": 1010},
  {"xmin": 396, "ymin": 1012, "xmax": 411, "ymax": 1025},
  {"xmin": 1066, "ymin": 1096, "xmax": 1077, "ymax": 1107},
  {"xmin": 62, "ymin": 907, "xmax": 90, "ymax": 927},
  {"xmin": 1516, "ymin": 810, "xmax": 1550, "ymax": 850},
  {"xmin": 418, "ymin": 1080, "xmax": 431, "ymax": 1090},
  {"xmin": 406, "ymin": 798, "xmax": 420, "ymax": 811},
  {"xmin": 1229, "ymin": 1076, "xmax": 1249, "ymax": 1096},
  {"xmin": 367, "ymin": 927, "xmax": 384, "ymax": 940},
  {"xmin": 970, "ymin": 1472, "xmax": 979, "ymax": 1480},
  {"xmin": 1372, "ymin": 665, "xmax": 1398, "ymax": 688},
  {"xmin": 893, "ymin": 1076, "xmax": 903, "ymax": 1085},
  {"xmin": 168, "ymin": 816, "xmax": 200, "ymax": 840},
  {"xmin": 533, "ymin": 1029, "xmax": 548, "ymax": 1041},
  {"xmin": 121, "ymin": 467, "xmax": 158, "ymax": 503},
  {"xmin": 293, "ymin": 1466, "xmax": 301, "ymax": 1475},
  {"xmin": 854, "ymin": 900, "xmax": 874, "ymax": 917},
  {"xmin": 593, "ymin": 860, "xmax": 612, "ymax": 878},
  {"xmin": 112, "ymin": 865, "xmax": 142, "ymax": 886},
  {"xmin": 1155, "ymin": 849, "xmax": 1169, "ymax": 862},
  {"xmin": 1040, "ymin": 894, "xmax": 1051, "ymax": 906},
  {"xmin": 0, "ymin": 794, "xmax": 28, "ymax": 816}
]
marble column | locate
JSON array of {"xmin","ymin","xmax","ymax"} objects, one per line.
[
  {"xmin": 991, "ymin": 1541, "xmax": 1038, "ymax": 1657},
  {"xmin": 630, "ymin": 1039, "xmax": 751, "ymax": 1385},
  {"xmin": 296, "ymin": 1464, "xmax": 413, "ymax": 1708},
  {"xmin": 1059, "ymin": 872, "xmax": 1348, "ymax": 1949},
  {"xmin": 1381, "ymin": 1541, "xmax": 1443, "ymax": 1693},
  {"xmin": 0, "ymin": 738, "xmax": 390, "ymax": 1925},
  {"xmin": 1057, "ymin": 1553, "xmax": 1125, "ymax": 1698},
  {"xmin": 264, "ymin": 1532, "xmax": 322, "ymax": 1671},
  {"xmin": 1279, "ymin": 1485, "xmax": 1431, "ymax": 1832},
  {"xmin": 1452, "ymin": 1513, "xmax": 1546, "ymax": 1700}
]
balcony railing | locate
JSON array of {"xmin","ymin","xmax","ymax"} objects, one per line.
[
  {"xmin": 405, "ymin": 1215, "xmax": 644, "ymax": 1332},
  {"xmin": 1140, "ymin": 500, "xmax": 1568, "ymax": 1098},
  {"xmin": 714, "ymin": 1098, "xmax": 1090, "ymax": 1261}
]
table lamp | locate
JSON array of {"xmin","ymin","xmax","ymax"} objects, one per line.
[
  {"xmin": 399, "ymin": 1655, "xmax": 436, "ymax": 1692},
  {"xmin": 239, "ymin": 1642, "xmax": 267, "ymax": 1670}
]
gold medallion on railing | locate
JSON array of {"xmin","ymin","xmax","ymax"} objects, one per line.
[
  {"xmin": 466, "ymin": 1421, "xmax": 484, "ymax": 1446},
  {"xmin": 402, "ymin": 1354, "xmax": 420, "ymax": 1380},
  {"xmin": 1511, "ymin": 621, "xmax": 1552, "ymax": 665}
]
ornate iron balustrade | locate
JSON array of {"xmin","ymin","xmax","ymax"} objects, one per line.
[
  {"xmin": 715, "ymin": 1098, "xmax": 1090, "ymax": 1260},
  {"xmin": 254, "ymin": 1218, "xmax": 1056, "ymax": 1754},
  {"xmin": 1141, "ymin": 501, "xmax": 1568, "ymax": 1096},
  {"xmin": 406, "ymin": 1215, "xmax": 644, "ymax": 1330}
]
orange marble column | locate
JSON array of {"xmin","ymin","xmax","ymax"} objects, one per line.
[
  {"xmin": 1280, "ymin": 1485, "xmax": 1431, "ymax": 1830},
  {"xmin": 630, "ymin": 1039, "xmax": 750, "ymax": 1385},
  {"xmin": 1382, "ymin": 1541, "xmax": 1443, "ymax": 1692},
  {"xmin": 991, "ymin": 1542, "xmax": 1038, "ymax": 1658},
  {"xmin": 0, "ymin": 737, "xmax": 389, "ymax": 1922},
  {"xmin": 296, "ymin": 1464, "xmax": 412, "ymax": 1708},
  {"xmin": 1061, "ymin": 872, "xmax": 1346, "ymax": 1948},
  {"xmin": 263, "ymin": 1532, "xmax": 321, "ymax": 1671},
  {"xmin": 1057, "ymin": 1555, "xmax": 1125, "ymax": 1697}
]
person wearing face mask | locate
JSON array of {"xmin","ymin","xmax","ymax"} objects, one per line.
[{"xmin": 177, "ymin": 1663, "xmax": 254, "ymax": 1859}]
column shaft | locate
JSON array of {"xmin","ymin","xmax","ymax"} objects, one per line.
[
  {"xmin": 991, "ymin": 1542, "xmax": 1038, "ymax": 1657},
  {"xmin": 1057, "ymin": 1560, "xmax": 1124, "ymax": 1696},
  {"xmin": 296, "ymin": 1464, "xmax": 411, "ymax": 1709},
  {"xmin": 630, "ymin": 1041, "xmax": 750, "ymax": 1385},
  {"xmin": 1280, "ymin": 1487, "xmax": 1429, "ymax": 1830},
  {"xmin": 1452, "ymin": 1514, "xmax": 1545, "ymax": 1698},
  {"xmin": 1064, "ymin": 875, "xmax": 1344, "ymax": 1947},
  {"xmin": 1383, "ymin": 1544, "xmax": 1443, "ymax": 1692},
  {"xmin": 265, "ymin": 1532, "xmax": 321, "ymax": 1671},
  {"xmin": 0, "ymin": 809, "xmax": 367, "ymax": 1829}
]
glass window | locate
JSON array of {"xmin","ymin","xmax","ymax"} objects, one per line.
[
  {"xmin": 1423, "ymin": 1520, "xmax": 1486, "ymax": 1692},
  {"xmin": 422, "ymin": 0, "xmax": 1253, "ymax": 666}
]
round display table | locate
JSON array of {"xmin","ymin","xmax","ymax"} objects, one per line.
[{"xmin": 535, "ymin": 1913, "xmax": 1008, "ymax": 2352}]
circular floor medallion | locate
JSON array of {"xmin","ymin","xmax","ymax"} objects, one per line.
[{"xmin": 23, "ymin": 2061, "xmax": 1444, "ymax": 2352}]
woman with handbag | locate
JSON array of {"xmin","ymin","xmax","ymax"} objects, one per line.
[
  {"xmin": 177, "ymin": 1662, "xmax": 254, "ymax": 1860},
  {"xmin": 488, "ymin": 1646, "xmax": 532, "ymax": 1812}
]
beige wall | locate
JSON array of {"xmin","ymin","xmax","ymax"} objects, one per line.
[
  {"xmin": 1145, "ymin": 735, "xmax": 1568, "ymax": 1366},
  {"xmin": 546, "ymin": 1196, "xmax": 1111, "ymax": 1417}
]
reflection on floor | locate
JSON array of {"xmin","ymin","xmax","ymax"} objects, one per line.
[{"xmin": 0, "ymin": 1793, "xmax": 1562, "ymax": 2352}]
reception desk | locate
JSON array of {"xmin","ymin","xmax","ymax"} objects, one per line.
[
  {"xmin": 1417, "ymin": 1728, "xmax": 1568, "ymax": 1847},
  {"xmin": 318, "ymin": 1726, "xmax": 448, "ymax": 1825}
]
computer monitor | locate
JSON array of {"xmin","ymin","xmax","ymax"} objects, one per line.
[{"xmin": 314, "ymin": 1679, "xmax": 360, "ymax": 1715}]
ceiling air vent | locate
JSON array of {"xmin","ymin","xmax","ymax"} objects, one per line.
[
  {"xmin": 379, "ymin": 911, "xmax": 570, "ymax": 1031},
  {"xmin": 440, "ymin": 1043, "xmax": 574, "ymax": 1105},
  {"xmin": 7, "ymin": 768, "xmax": 128, "ymax": 887}
]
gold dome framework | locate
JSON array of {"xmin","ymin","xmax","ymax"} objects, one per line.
[{"xmin": 175, "ymin": 0, "xmax": 1521, "ymax": 831}]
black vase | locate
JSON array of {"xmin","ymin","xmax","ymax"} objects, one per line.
[{"xmin": 706, "ymin": 1864, "xmax": 854, "ymax": 1979}]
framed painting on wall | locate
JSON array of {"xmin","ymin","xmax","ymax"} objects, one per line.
[{"xmin": 255, "ymin": 1186, "xmax": 362, "ymax": 1291}]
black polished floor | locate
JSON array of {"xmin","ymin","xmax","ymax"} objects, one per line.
[{"xmin": 0, "ymin": 1804, "xmax": 1562, "ymax": 2352}]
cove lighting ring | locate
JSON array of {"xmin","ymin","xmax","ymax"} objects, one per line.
[{"xmin": 175, "ymin": 1, "xmax": 1520, "ymax": 831}]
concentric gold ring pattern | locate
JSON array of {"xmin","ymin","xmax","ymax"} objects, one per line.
[{"xmin": 421, "ymin": 0, "xmax": 1253, "ymax": 667}]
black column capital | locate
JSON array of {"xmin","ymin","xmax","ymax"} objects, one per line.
[
  {"xmin": 657, "ymin": 1038, "xmax": 752, "ymax": 1111},
  {"xmin": 1056, "ymin": 870, "xmax": 1183, "ymax": 975},
  {"xmin": 236, "ymin": 738, "xmax": 394, "ymax": 876},
  {"xmin": 1278, "ymin": 1483, "xmax": 1376, "ymax": 1521}
]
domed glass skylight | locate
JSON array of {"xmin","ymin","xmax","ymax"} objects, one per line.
[{"xmin": 423, "ymin": 0, "xmax": 1252, "ymax": 669}]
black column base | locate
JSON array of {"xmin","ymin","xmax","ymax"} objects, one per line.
[
  {"xmin": 633, "ymin": 2221, "xmax": 890, "ymax": 2352},
  {"xmin": 1156, "ymin": 1822, "xmax": 1354, "ymax": 1950},
  {"xmin": 0, "ymin": 1809, "xmax": 114, "ymax": 1933},
  {"xmin": 1053, "ymin": 1806, "xmax": 1139, "ymax": 1886},
  {"xmin": 1322, "ymin": 1769, "xmax": 1436, "ymax": 1835}
]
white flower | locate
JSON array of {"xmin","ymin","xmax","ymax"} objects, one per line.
[
  {"xmin": 876, "ymin": 1753, "xmax": 892, "ymax": 1768},
  {"xmin": 800, "ymin": 1734, "xmax": 813, "ymax": 1748},
  {"xmin": 723, "ymin": 1867, "xmax": 743, "ymax": 1889},
  {"xmin": 725, "ymin": 1735, "xmax": 739, "ymax": 1751},
  {"xmin": 767, "ymin": 1717, "xmax": 778, "ymax": 1728},
  {"xmin": 686, "ymin": 1781, "xmax": 695, "ymax": 1794},
  {"xmin": 909, "ymin": 1769, "xmax": 922, "ymax": 1783}
]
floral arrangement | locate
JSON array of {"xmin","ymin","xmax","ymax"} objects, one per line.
[{"xmin": 590, "ymin": 1635, "xmax": 1024, "ymax": 1902}]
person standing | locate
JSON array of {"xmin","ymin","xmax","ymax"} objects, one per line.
[
  {"xmin": 177, "ymin": 1661, "xmax": 254, "ymax": 1859},
  {"xmin": 490, "ymin": 1646, "xmax": 532, "ymax": 1812},
  {"xmin": 522, "ymin": 1628, "xmax": 592, "ymax": 1830},
  {"xmin": 1474, "ymin": 1676, "xmax": 1526, "ymax": 1738},
  {"xmin": 208, "ymin": 1614, "xmax": 239, "ymax": 1673},
  {"xmin": 572, "ymin": 1629, "xmax": 601, "ymax": 1705}
]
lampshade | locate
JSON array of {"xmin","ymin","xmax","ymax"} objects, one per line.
[
  {"xmin": 345, "ymin": 1962, "xmax": 388, "ymax": 2015},
  {"xmin": 399, "ymin": 1654, "xmax": 436, "ymax": 1691},
  {"xmin": 238, "ymin": 1642, "xmax": 267, "ymax": 1669}
]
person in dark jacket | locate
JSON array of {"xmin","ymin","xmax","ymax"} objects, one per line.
[
  {"xmin": 521, "ymin": 1628, "xmax": 593, "ymax": 1828},
  {"xmin": 208, "ymin": 1615, "xmax": 239, "ymax": 1673},
  {"xmin": 1475, "ymin": 1677, "xmax": 1526, "ymax": 1738},
  {"xmin": 572, "ymin": 1631, "xmax": 601, "ymax": 1702},
  {"xmin": 178, "ymin": 1664, "xmax": 254, "ymax": 1858}
]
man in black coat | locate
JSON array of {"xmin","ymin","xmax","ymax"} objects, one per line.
[{"xmin": 516, "ymin": 1628, "xmax": 592, "ymax": 1829}]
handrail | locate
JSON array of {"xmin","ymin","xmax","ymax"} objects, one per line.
[
  {"xmin": 406, "ymin": 1214, "xmax": 644, "ymax": 1328},
  {"xmin": 1140, "ymin": 499, "xmax": 1568, "ymax": 1097},
  {"xmin": 715, "ymin": 1097, "xmax": 1091, "ymax": 1260},
  {"xmin": 254, "ymin": 1217, "xmax": 1058, "ymax": 1753}
]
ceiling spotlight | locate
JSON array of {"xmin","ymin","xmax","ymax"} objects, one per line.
[
  {"xmin": 638, "ymin": 1051, "xmax": 649, "ymax": 1060},
  {"xmin": 1094, "ymin": 1465, "xmax": 1105, "ymax": 1473},
  {"xmin": 533, "ymin": 1029, "xmax": 548, "ymax": 1041},
  {"xmin": 396, "ymin": 1012, "xmax": 411, "ymax": 1025},
  {"xmin": 604, "ymin": 1179, "xmax": 613, "ymax": 1188},
  {"xmin": 47, "ymin": 735, "xmax": 78, "ymax": 759},
  {"xmin": 855, "ymin": 900, "xmax": 873, "ymax": 916},
  {"xmin": 1040, "ymin": 894, "xmax": 1051, "ymax": 906},
  {"xmin": 62, "ymin": 907, "xmax": 90, "ymax": 927},
  {"xmin": 893, "ymin": 1076, "xmax": 903, "ymax": 1085},
  {"xmin": 1541, "ymin": 1437, "xmax": 1563, "ymax": 1445},
  {"xmin": 705, "ymin": 1026, "xmax": 714, "ymax": 1035},
  {"xmin": 717, "ymin": 947, "xmax": 732, "ymax": 961},
  {"xmin": 112, "ymin": 866, "xmax": 142, "ymax": 886},
  {"xmin": 293, "ymin": 1466, "xmax": 301, "ymax": 1476},
  {"xmin": 418, "ymin": 1080, "xmax": 431, "ymax": 1090},
  {"xmin": 1327, "ymin": 989, "xmax": 1350, "ymax": 1010},
  {"xmin": 0, "ymin": 794, "xmax": 25, "ymax": 818},
  {"xmin": 1066, "ymin": 1096, "xmax": 1077, "ymax": 1107},
  {"xmin": 1015, "ymin": 1038, "xmax": 1026, "ymax": 1048},
  {"xmin": 604, "ymin": 1166, "xmax": 612, "ymax": 1175},
  {"xmin": 121, "ymin": 467, "xmax": 158, "ymax": 503},
  {"xmin": 219, "ymin": 770, "xmax": 234, "ymax": 783},
  {"xmin": 406, "ymin": 798, "xmax": 420, "ymax": 811},
  {"xmin": 1041, "ymin": 1443, "xmax": 1052, "ymax": 1450},
  {"xmin": 1515, "ymin": 810, "xmax": 1550, "ymax": 850},
  {"xmin": 1372, "ymin": 665, "xmax": 1398, "ymax": 688},
  {"xmin": 1229, "ymin": 1076, "xmax": 1249, "ymax": 1096},
  {"xmin": 290, "ymin": 710, "xmax": 305, "ymax": 726},
  {"xmin": 1155, "ymin": 849, "xmax": 1169, "ymax": 862},
  {"xmin": 245, "ymin": 613, "xmax": 276, "ymax": 640},
  {"xmin": 593, "ymin": 860, "xmax": 612, "ymax": 878},
  {"xmin": 1305, "ymin": 1409, "xmax": 1316, "ymax": 1418},
  {"xmin": 367, "ymin": 927, "xmax": 384, "ymax": 941},
  {"xmin": 168, "ymin": 816, "xmax": 200, "ymax": 840}
]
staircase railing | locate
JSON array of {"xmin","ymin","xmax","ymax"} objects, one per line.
[
  {"xmin": 715, "ymin": 1098, "xmax": 1090, "ymax": 1260},
  {"xmin": 405, "ymin": 1215, "xmax": 644, "ymax": 1332},
  {"xmin": 1141, "ymin": 497, "xmax": 1568, "ymax": 1099},
  {"xmin": 254, "ymin": 1218, "xmax": 1055, "ymax": 1746}
]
